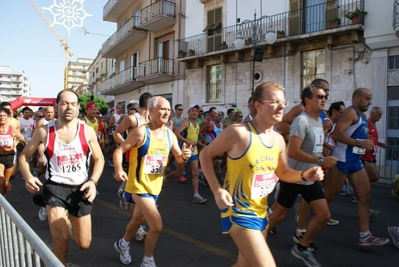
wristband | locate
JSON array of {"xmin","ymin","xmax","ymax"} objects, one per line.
[
  {"xmin": 300, "ymin": 171, "xmax": 307, "ymax": 181},
  {"xmin": 89, "ymin": 179, "xmax": 98, "ymax": 186}
]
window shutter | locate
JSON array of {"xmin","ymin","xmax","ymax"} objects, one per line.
[
  {"xmin": 289, "ymin": 0, "xmax": 301, "ymax": 36},
  {"xmin": 325, "ymin": 0, "xmax": 338, "ymax": 29}
]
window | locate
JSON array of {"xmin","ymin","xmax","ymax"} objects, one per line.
[
  {"xmin": 206, "ymin": 65, "xmax": 221, "ymax": 103},
  {"xmin": 205, "ymin": 7, "xmax": 222, "ymax": 52},
  {"xmin": 302, "ymin": 50, "xmax": 325, "ymax": 89},
  {"xmin": 389, "ymin": 55, "xmax": 399, "ymax": 69}
]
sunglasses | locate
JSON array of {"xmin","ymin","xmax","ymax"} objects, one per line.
[
  {"xmin": 178, "ymin": 109, "xmax": 183, "ymax": 111},
  {"xmin": 314, "ymin": 94, "xmax": 328, "ymax": 100},
  {"xmin": 239, "ymin": 115, "xmax": 243, "ymax": 118},
  {"xmin": 37, "ymin": 116, "xmax": 44, "ymax": 118},
  {"xmin": 199, "ymin": 110, "xmax": 204, "ymax": 112}
]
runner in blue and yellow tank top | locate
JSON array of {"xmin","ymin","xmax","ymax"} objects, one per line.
[
  {"xmin": 113, "ymin": 96, "xmax": 193, "ymax": 266},
  {"xmin": 200, "ymin": 82, "xmax": 324, "ymax": 267}
]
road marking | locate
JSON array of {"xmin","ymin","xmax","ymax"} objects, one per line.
[{"xmin": 95, "ymin": 199, "xmax": 237, "ymax": 262}]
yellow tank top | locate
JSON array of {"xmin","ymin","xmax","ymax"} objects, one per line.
[
  {"xmin": 181, "ymin": 118, "xmax": 199, "ymax": 155},
  {"xmin": 222, "ymin": 121, "xmax": 280, "ymax": 219},
  {"xmin": 84, "ymin": 117, "xmax": 98, "ymax": 132},
  {"xmin": 125, "ymin": 124, "xmax": 172, "ymax": 195}
]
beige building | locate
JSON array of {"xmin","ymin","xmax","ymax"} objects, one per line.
[
  {"xmin": 0, "ymin": 66, "xmax": 31, "ymax": 102},
  {"xmin": 67, "ymin": 58, "xmax": 93, "ymax": 93}
]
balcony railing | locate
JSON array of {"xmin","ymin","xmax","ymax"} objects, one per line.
[
  {"xmin": 103, "ymin": 0, "xmax": 135, "ymax": 22},
  {"xmin": 102, "ymin": 16, "xmax": 147, "ymax": 57},
  {"xmin": 137, "ymin": 58, "xmax": 174, "ymax": 78},
  {"xmin": 179, "ymin": 0, "xmax": 363, "ymax": 56},
  {"xmin": 141, "ymin": 0, "xmax": 176, "ymax": 25},
  {"xmin": 394, "ymin": 0, "xmax": 399, "ymax": 27},
  {"xmin": 99, "ymin": 66, "xmax": 146, "ymax": 95}
]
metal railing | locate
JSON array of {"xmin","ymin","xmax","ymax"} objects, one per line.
[
  {"xmin": 103, "ymin": 0, "xmax": 119, "ymax": 20},
  {"xmin": 140, "ymin": 0, "xmax": 176, "ymax": 24},
  {"xmin": 394, "ymin": 0, "xmax": 399, "ymax": 27},
  {"xmin": 0, "ymin": 194, "xmax": 64, "ymax": 267},
  {"xmin": 179, "ymin": 0, "xmax": 363, "ymax": 55},
  {"xmin": 137, "ymin": 57, "xmax": 174, "ymax": 78},
  {"xmin": 102, "ymin": 15, "xmax": 147, "ymax": 55}
]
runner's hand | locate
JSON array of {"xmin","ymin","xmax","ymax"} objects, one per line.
[
  {"xmin": 215, "ymin": 188, "xmax": 234, "ymax": 210},
  {"xmin": 181, "ymin": 143, "xmax": 192, "ymax": 160},
  {"xmin": 80, "ymin": 181, "xmax": 97, "ymax": 203},
  {"xmin": 303, "ymin": 166, "xmax": 324, "ymax": 181},
  {"xmin": 114, "ymin": 170, "xmax": 128, "ymax": 182},
  {"xmin": 323, "ymin": 156, "xmax": 338, "ymax": 168},
  {"xmin": 24, "ymin": 177, "xmax": 42, "ymax": 194}
]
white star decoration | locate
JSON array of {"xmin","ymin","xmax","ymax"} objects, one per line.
[{"xmin": 43, "ymin": 0, "xmax": 92, "ymax": 36}]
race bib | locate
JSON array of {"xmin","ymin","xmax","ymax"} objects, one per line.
[
  {"xmin": 373, "ymin": 145, "xmax": 378, "ymax": 155},
  {"xmin": 143, "ymin": 155, "xmax": 167, "ymax": 174},
  {"xmin": 352, "ymin": 139, "xmax": 366, "ymax": 154},
  {"xmin": 312, "ymin": 127, "xmax": 324, "ymax": 153},
  {"xmin": 250, "ymin": 172, "xmax": 278, "ymax": 199},
  {"xmin": 56, "ymin": 153, "xmax": 84, "ymax": 173}
]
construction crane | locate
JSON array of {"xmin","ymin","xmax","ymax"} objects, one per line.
[{"xmin": 29, "ymin": 0, "xmax": 73, "ymax": 90}]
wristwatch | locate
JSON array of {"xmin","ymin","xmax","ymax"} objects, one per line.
[
  {"xmin": 355, "ymin": 140, "xmax": 363, "ymax": 147},
  {"xmin": 317, "ymin": 157, "xmax": 324, "ymax": 166}
]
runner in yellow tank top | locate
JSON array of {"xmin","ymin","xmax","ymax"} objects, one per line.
[{"xmin": 200, "ymin": 82, "xmax": 324, "ymax": 267}]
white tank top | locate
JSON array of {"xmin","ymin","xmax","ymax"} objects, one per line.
[{"xmin": 44, "ymin": 121, "xmax": 91, "ymax": 185}]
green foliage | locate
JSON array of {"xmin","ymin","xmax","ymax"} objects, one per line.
[
  {"xmin": 345, "ymin": 8, "xmax": 368, "ymax": 19},
  {"xmin": 78, "ymin": 93, "xmax": 108, "ymax": 115}
]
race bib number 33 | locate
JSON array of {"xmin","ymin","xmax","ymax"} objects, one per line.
[
  {"xmin": 143, "ymin": 155, "xmax": 167, "ymax": 174},
  {"xmin": 250, "ymin": 172, "xmax": 278, "ymax": 199}
]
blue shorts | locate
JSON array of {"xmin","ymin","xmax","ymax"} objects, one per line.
[
  {"xmin": 123, "ymin": 192, "xmax": 159, "ymax": 204},
  {"xmin": 186, "ymin": 154, "xmax": 198, "ymax": 164},
  {"xmin": 221, "ymin": 214, "xmax": 268, "ymax": 234},
  {"xmin": 336, "ymin": 160, "xmax": 364, "ymax": 175}
]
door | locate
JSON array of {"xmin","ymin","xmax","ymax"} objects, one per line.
[{"xmin": 387, "ymin": 86, "xmax": 399, "ymax": 166}]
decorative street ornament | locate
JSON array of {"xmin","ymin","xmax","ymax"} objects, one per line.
[{"xmin": 43, "ymin": 0, "xmax": 92, "ymax": 36}]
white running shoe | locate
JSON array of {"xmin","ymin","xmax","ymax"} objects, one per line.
[
  {"xmin": 38, "ymin": 207, "xmax": 47, "ymax": 222},
  {"xmin": 135, "ymin": 225, "xmax": 147, "ymax": 241},
  {"xmin": 140, "ymin": 259, "xmax": 157, "ymax": 267},
  {"xmin": 114, "ymin": 239, "xmax": 132, "ymax": 265}
]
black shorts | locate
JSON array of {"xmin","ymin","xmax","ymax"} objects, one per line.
[
  {"xmin": 277, "ymin": 181, "xmax": 325, "ymax": 208},
  {"xmin": 43, "ymin": 180, "xmax": 93, "ymax": 217},
  {"xmin": 17, "ymin": 143, "xmax": 25, "ymax": 153},
  {"xmin": 0, "ymin": 153, "xmax": 16, "ymax": 169}
]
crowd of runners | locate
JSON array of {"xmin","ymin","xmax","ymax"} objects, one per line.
[{"xmin": 1, "ymin": 81, "xmax": 399, "ymax": 267}]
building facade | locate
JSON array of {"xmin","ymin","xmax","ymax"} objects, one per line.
[
  {"xmin": 67, "ymin": 58, "xmax": 93, "ymax": 93},
  {"xmin": 0, "ymin": 66, "xmax": 31, "ymax": 103}
]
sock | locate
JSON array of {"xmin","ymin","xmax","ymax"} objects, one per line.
[
  {"xmin": 194, "ymin": 193, "xmax": 200, "ymax": 198},
  {"xmin": 297, "ymin": 243, "xmax": 308, "ymax": 251},
  {"xmin": 268, "ymin": 208, "xmax": 273, "ymax": 215},
  {"xmin": 143, "ymin": 256, "xmax": 154, "ymax": 262},
  {"xmin": 296, "ymin": 228, "xmax": 306, "ymax": 235},
  {"xmin": 120, "ymin": 238, "xmax": 129, "ymax": 247},
  {"xmin": 360, "ymin": 231, "xmax": 371, "ymax": 238}
]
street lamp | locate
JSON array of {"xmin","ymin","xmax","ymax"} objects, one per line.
[{"xmin": 233, "ymin": 13, "xmax": 277, "ymax": 94}]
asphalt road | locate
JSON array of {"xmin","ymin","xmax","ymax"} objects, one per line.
[{"xmin": 5, "ymin": 158, "xmax": 399, "ymax": 267}]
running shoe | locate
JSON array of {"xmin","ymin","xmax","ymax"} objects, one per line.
[
  {"xmin": 177, "ymin": 175, "xmax": 187, "ymax": 183},
  {"xmin": 369, "ymin": 209, "xmax": 380, "ymax": 219},
  {"xmin": 117, "ymin": 188, "xmax": 129, "ymax": 211},
  {"xmin": 114, "ymin": 239, "xmax": 132, "ymax": 265},
  {"xmin": 140, "ymin": 259, "xmax": 157, "ymax": 267},
  {"xmin": 269, "ymin": 227, "xmax": 277, "ymax": 235},
  {"xmin": 387, "ymin": 226, "xmax": 399, "ymax": 248},
  {"xmin": 135, "ymin": 225, "xmax": 147, "ymax": 242},
  {"xmin": 291, "ymin": 245, "xmax": 321, "ymax": 267},
  {"xmin": 6, "ymin": 183, "xmax": 12, "ymax": 192},
  {"xmin": 326, "ymin": 218, "xmax": 339, "ymax": 226},
  {"xmin": 293, "ymin": 231, "xmax": 317, "ymax": 252},
  {"xmin": 359, "ymin": 234, "xmax": 389, "ymax": 247},
  {"xmin": 192, "ymin": 195, "xmax": 207, "ymax": 204},
  {"xmin": 198, "ymin": 174, "xmax": 208, "ymax": 187},
  {"xmin": 108, "ymin": 159, "xmax": 114, "ymax": 167},
  {"xmin": 351, "ymin": 196, "xmax": 358, "ymax": 203},
  {"xmin": 294, "ymin": 202, "xmax": 300, "ymax": 226},
  {"xmin": 340, "ymin": 185, "xmax": 351, "ymax": 196},
  {"xmin": 38, "ymin": 207, "xmax": 47, "ymax": 222}
]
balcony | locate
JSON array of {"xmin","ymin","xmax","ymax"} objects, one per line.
[
  {"xmin": 394, "ymin": 0, "xmax": 399, "ymax": 37},
  {"xmin": 103, "ymin": 0, "xmax": 136, "ymax": 22},
  {"xmin": 140, "ymin": 0, "xmax": 176, "ymax": 32},
  {"xmin": 136, "ymin": 58, "xmax": 175, "ymax": 83},
  {"xmin": 100, "ymin": 66, "xmax": 146, "ymax": 96},
  {"xmin": 179, "ymin": 0, "xmax": 364, "ymax": 64},
  {"xmin": 102, "ymin": 16, "xmax": 148, "ymax": 58}
]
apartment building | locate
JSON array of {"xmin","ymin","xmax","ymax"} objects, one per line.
[
  {"xmin": 0, "ymin": 65, "xmax": 31, "ymax": 103},
  {"xmin": 99, "ymin": 0, "xmax": 185, "ymax": 107},
  {"xmin": 67, "ymin": 58, "xmax": 93, "ymax": 93}
]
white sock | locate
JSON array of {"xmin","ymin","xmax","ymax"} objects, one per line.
[
  {"xmin": 360, "ymin": 230, "xmax": 371, "ymax": 238},
  {"xmin": 296, "ymin": 228, "xmax": 306, "ymax": 235},
  {"xmin": 120, "ymin": 238, "xmax": 129, "ymax": 247},
  {"xmin": 194, "ymin": 193, "xmax": 200, "ymax": 198},
  {"xmin": 143, "ymin": 256, "xmax": 154, "ymax": 262}
]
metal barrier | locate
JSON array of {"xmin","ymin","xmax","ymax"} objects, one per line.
[
  {"xmin": 377, "ymin": 145, "xmax": 399, "ymax": 184},
  {"xmin": 0, "ymin": 194, "xmax": 64, "ymax": 267}
]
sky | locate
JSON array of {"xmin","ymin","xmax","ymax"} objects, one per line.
[{"xmin": 0, "ymin": 0, "xmax": 115, "ymax": 98}]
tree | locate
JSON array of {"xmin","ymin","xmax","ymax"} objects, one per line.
[{"xmin": 78, "ymin": 93, "xmax": 109, "ymax": 115}]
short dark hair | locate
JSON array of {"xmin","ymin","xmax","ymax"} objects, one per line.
[
  {"xmin": 174, "ymin": 104, "xmax": 182, "ymax": 110},
  {"xmin": 208, "ymin": 106, "xmax": 217, "ymax": 113},
  {"xmin": 310, "ymin": 79, "xmax": 329, "ymax": 89},
  {"xmin": 0, "ymin": 102, "xmax": 11, "ymax": 109},
  {"xmin": 22, "ymin": 107, "xmax": 32, "ymax": 113},
  {"xmin": 139, "ymin": 92, "xmax": 153, "ymax": 108},
  {"xmin": 327, "ymin": 101, "xmax": 345, "ymax": 116},
  {"xmin": 227, "ymin": 108, "xmax": 234, "ymax": 115},
  {"xmin": 0, "ymin": 107, "xmax": 11, "ymax": 116},
  {"xmin": 56, "ymin": 90, "xmax": 79, "ymax": 104}
]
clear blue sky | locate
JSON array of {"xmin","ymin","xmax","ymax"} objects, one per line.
[{"xmin": 0, "ymin": 0, "xmax": 115, "ymax": 97}]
